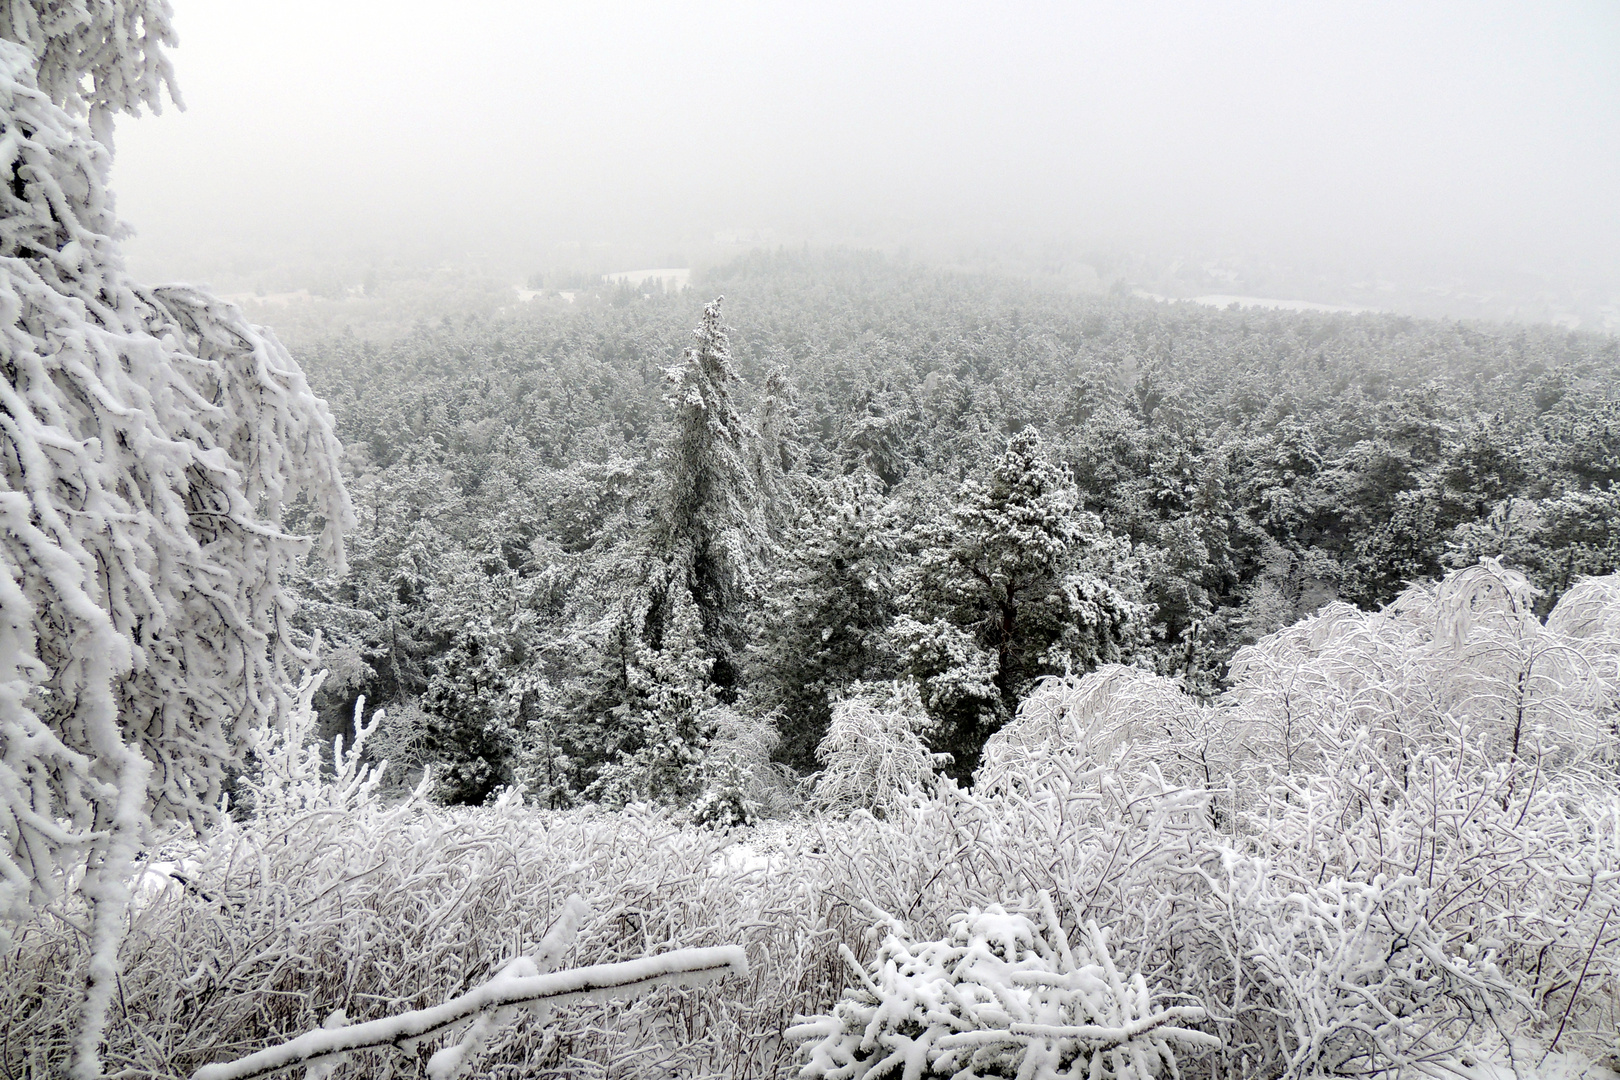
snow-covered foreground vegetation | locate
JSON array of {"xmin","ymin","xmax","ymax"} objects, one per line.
[{"xmin": 6, "ymin": 561, "xmax": 1619, "ymax": 1079}]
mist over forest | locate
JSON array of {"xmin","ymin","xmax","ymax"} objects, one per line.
[
  {"xmin": 6, "ymin": 3, "xmax": 1620, "ymax": 1079},
  {"xmin": 110, "ymin": 1, "xmax": 1620, "ymax": 333}
]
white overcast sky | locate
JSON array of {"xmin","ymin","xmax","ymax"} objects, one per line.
[{"xmin": 111, "ymin": 0, "xmax": 1620, "ymax": 279}]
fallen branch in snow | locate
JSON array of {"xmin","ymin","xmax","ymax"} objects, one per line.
[{"xmin": 190, "ymin": 946, "xmax": 749, "ymax": 1080}]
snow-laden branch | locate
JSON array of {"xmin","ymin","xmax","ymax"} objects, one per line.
[
  {"xmin": 191, "ymin": 946, "xmax": 749, "ymax": 1080},
  {"xmin": 937, "ymin": 1008, "xmax": 1222, "ymax": 1049},
  {"xmin": 791, "ymin": 900, "xmax": 1217, "ymax": 1080},
  {"xmin": 0, "ymin": 0, "xmax": 181, "ymax": 118},
  {"xmin": 0, "ymin": 27, "xmax": 351, "ymax": 1076}
]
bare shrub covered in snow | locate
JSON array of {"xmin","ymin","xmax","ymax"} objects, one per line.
[
  {"xmin": 1220, "ymin": 757, "xmax": 1613, "ymax": 1077},
  {"xmin": 1226, "ymin": 559, "xmax": 1617, "ymax": 778},
  {"xmin": 5, "ymin": 565, "xmax": 1618, "ymax": 1078},
  {"xmin": 812, "ymin": 680, "xmax": 945, "ymax": 814},
  {"xmin": 241, "ymin": 669, "xmax": 389, "ymax": 820},
  {"xmin": 0, "ymin": 753, "xmax": 854, "ymax": 1078},
  {"xmin": 978, "ymin": 665, "xmax": 1233, "ymax": 794},
  {"xmin": 964, "ymin": 564, "xmax": 1620, "ymax": 1074}
]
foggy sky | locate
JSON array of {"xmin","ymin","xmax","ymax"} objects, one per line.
[{"xmin": 110, "ymin": 0, "xmax": 1620, "ymax": 284}]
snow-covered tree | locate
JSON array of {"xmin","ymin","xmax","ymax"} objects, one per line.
[
  {"xmin": 0, "ymin": 0, "xmax": 179, "ymax": 123},
  {"xmin": 893, "ymin": 428, "xmax": 1147, "ymax": 775},
  {"xmin": 749, "ymin": 471, "xmax": 901, "ymax": 768},
  {"xmin": 589, "ymin": 584, "xmax": 721, "ymax": 806},
  {"xmin": 648, "ymin": 296, "xmax": 766, "ymax": 696},
  {"xmin": 811, "ymin": 679, "xmax": 942, "ymax": 815},
  {"xmin": 579, "ymin": 300, "xmax": 773, "ymax": 804},
  {"xmin": 0, "ymin": 9, "xmax": 352, "ymax": 1075},
  {"xmin": 420, "ymin": 560, "xmax": 552, "ymax": 806}
]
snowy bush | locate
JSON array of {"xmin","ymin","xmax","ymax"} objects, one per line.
[
  {"xmin": 1201, "ymin": 848, "xmax": 1528, "ymax": 1078},
  {"xmin": 790, "ymin": 897, "xmax": 1217, "ymax": 1080},
  {"xmin": 6, "ymin": 725, "xmax": 1617, "ymax": 1078},
  {"xmin": 1221, "ymin": 727, "xmax": 1620, "ymax": 1072},
  {"xmin": 1225, "ymin": 559, "xmax": 1618, "ymax": 780},
  {"xmin": 0, "ymin": 784, "xmax": 858, "ymax": 1077},
  {"xmin": 5, "ymin": 563, "xmax": 1618, "ymax": 1078},
  {"xmin": 823, "ymin": 743, "xmax": 1620, "ymax": 1077},
  {"xmin": 692, "ymin": 704, "xmax": 802, "ymax": 827},
  {"xmin": 812, "ymin": 680, "xmax": 946, "ymax": 814},
  {"xmin": 978, "ymin": 665, "xmax": 1231, "ymax": 794}
]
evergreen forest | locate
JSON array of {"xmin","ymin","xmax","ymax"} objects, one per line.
[{"xmin": 286, "ymin": 251, "xmax": 1620, "ymax": 801}]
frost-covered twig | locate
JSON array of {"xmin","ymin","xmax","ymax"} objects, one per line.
[
  {"xmin": 937, "ymin": 1007, "xmax": 1219, "ymax": 1048},
  {"xmin": 245, "ymin": 671, "xmax": 389, "ymax": 820}
]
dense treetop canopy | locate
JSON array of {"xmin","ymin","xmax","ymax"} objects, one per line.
[{"xmin": 284, "ymin": 249, "xmax": 1620, "ymax": 792}]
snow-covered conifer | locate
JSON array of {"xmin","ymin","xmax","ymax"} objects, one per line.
[
  {"xmin": 790, "ymin": 900, "xmax": 1215, "ymax": 1080},
  {"xmin": 582, "ymin": 300, "xmax": 774, "ymax": 805},
  {"xmin": 651, "ymin": 296, "xmax": 767, "ymax": 693},
  {"xmin": 0, "ymin": 0, "xmax": 179, "ymax": 121},
  {"xmin": 893, "ymin": 428, "xmax": 1147, "ymax": 775},
  {"xmin": 750, "ymin": 471, "xmax": 900, "ymax": 768}
]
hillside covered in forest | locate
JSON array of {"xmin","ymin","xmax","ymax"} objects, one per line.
[{"xmin": 285, "ymin": 250, "xmax": 1620, "ymax": 798}]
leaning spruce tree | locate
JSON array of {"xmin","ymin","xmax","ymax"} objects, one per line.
[
  {"xmin": 0, "ymin": 4, "xmax": 353, "ymax": 1075},
  {"xmin": 648, "ymin": 297, "xmax": 765, "ymax": 696}
]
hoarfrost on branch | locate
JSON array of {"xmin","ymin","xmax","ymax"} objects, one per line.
[{"xmin": 0, "ymin": 9, "xmax": 352, "ymax": 1075}]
